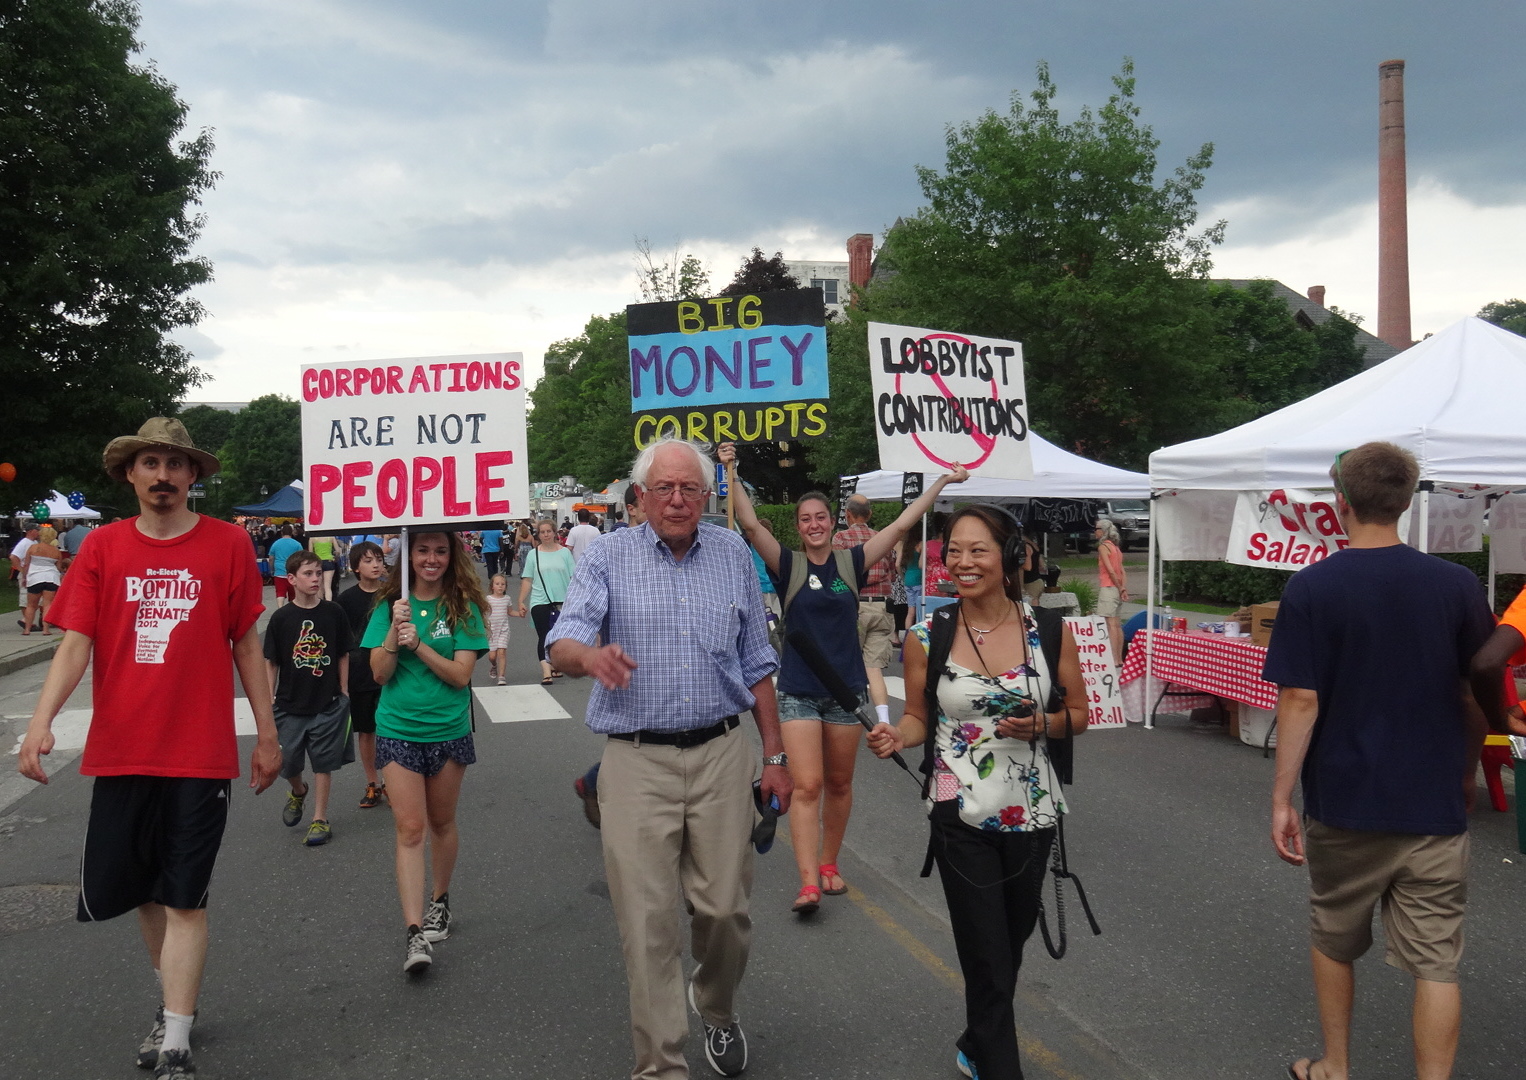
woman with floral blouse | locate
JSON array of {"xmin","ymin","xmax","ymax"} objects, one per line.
[{"xmin": 868, "ymin": 505, "xmax": 1088, "ymax": 1080}]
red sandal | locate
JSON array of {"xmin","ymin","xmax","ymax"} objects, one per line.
[
  {"xmin": 819, "ymin": 864, "xmax": 847, "ymax": 895},
  {"xmin": 791, "ymin": 885, "xmax": 821, "ymax": 915}
]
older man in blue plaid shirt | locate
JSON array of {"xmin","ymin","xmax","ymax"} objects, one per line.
[{"xmin": 549, "ymin": 437, "xmax": 792, "ymax": 1080}]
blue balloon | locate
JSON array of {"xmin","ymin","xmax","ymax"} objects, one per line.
[{"xmin": 67, "ymin": 490, "xmax": 85, "ymax": 509}]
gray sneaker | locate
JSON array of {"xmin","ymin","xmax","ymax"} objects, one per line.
[
  {"xmin": 421, "ymin": 893, "xmax": 451, "ymax": 943},
  {"xmin": 404, "ymin": 925, "xmax": 433, "ymax": 973},
  {"xmin": 136, "ymin": 1006, "xmax": 164, "ymax": 1068},
  {"xmin": 689, "ymin": 980, "xmax": 747, "ymax": 1077},
  {"xmin": 154, "ymin": 1048, "xmax": 195, "ymax": 1079},
  {"xmin": 281, "ymin": 786, "xmax": 306, "ymax": 827}
]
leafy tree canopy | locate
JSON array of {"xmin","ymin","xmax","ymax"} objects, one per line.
[
  {"xmin": 1478, "ymin": 299, "xmax": 1526, "ymax": 337},
  {"xmin": 526, "ymin": 311, "xmax": 636, "ymax": 487},
  {"xmin": 634, "ymin": 237, "xmax": 710, "ymax": 304},
  {"xmin": 176, "ymin": 404, "xmax": 236, "ymax": 461},
  {"xmin": 720, "ymin": 248, "xmax": 799, "ymax": 296},
  {"xmin": 0, "ymin": 0, "xmax": 215, "ymax": 502},
  {"xmin": 860, "ymin": 60, "xmax": 1233, "ymax": 470},
  {"xmin": 220, "ymin": 395, "xmax": 300, "ymax": 506}
]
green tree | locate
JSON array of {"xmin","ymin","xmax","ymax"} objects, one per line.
[
  {"xmin": 221, "ymin": 395, "xmax": 300, "ymax": 506},
  {"xmin": 176, "ymin": 404, "xmax": 236, "ymax": 460},
  {"xmin": 634, "ymin": 237, "xmax": 710, "ymax": 303},
  {"xmin": 1478, "ymin": 299, "xmax": 1526, "ymax": 336},
  {"xmin": 861, "ymin": 60, "xmax": 1236, "ymax": 469},
  {"xmin": 526, "ymin": 312, "xmax": 636, "ymax": 486},
  {"xmin": 0, "ymin": 0, "xmax": 215, "ymax": 502}
]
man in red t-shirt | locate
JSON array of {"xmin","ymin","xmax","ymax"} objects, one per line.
[{"xmin": 17, "ymin": 417, "xmax": 281, "ymax": 1080}]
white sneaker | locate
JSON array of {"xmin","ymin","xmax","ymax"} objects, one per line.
[{"xmin": 404, "ymin": 925, "xmax": 433, "ymax": 973}]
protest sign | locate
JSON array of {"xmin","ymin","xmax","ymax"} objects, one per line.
[
  {"xmin": 299, "ymin": 353, "xmax": 529, "ymax": 533},
  {"xmin": 627, "ymin": 288, "xmax": 828, "ymax": 447},
  {"xmin": 1064, "ymin": 615, "xmax": 1127, "ymax": 729},
  {"xmin": 866, "ymin": 322, "xmax": 1032, "ymax": 479}
]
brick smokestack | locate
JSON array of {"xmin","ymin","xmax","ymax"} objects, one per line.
[
  {"xmin": 1307, "ymin": 285, "xmax": 1326, "ymax": 308},
  {"xmin": 846, "ymin": 233, "xmax": 874, "ymax": 292},
  {"xmin": 1378, "ymin": 60, "xmax": 1412, "ymax": 351}
]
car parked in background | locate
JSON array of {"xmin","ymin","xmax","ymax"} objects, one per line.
[{"xmin": 1102, "ymin": 499, "xmax": 1151, "ymax": 550}]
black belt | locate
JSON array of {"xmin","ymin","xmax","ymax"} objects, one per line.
[{"xmin": 610, "ymin": 716, "xmax": 739, "ymax": 748}]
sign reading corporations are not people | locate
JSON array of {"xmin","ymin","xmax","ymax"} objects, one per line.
[
  {"xmin": 300, "ymin": 353, "xmax": 530, "ymax": 532},
  {"xmin": 867, "ymin": 321, "xmax": 1033, "ymax": 479},
  {"xmin": 628, "ymin": 288, "xmax": 829, "ymax": 447}
]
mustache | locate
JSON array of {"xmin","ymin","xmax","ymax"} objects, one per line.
[{"xmin": 148, "ymin": 483, "xmax": 179, "ymax": 493}]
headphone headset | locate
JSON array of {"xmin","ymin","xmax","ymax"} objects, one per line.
[{"xmin": 941, "ymin": 504, "xmax": 1027, "ymax": 580}]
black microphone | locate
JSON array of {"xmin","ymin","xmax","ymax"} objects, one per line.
[{"xmin": 785, "ymin": 628, "xmax": 915, "ymax": 777}]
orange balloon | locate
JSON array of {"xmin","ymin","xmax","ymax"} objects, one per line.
[{"xmin": 0, "ymin": 463, "xmax": 15, "ymax": 483}]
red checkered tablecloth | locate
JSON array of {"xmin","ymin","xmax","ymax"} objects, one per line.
[{"xmin": 1120, "ymin": 630, "xmax": 1280, "ymax": 711}]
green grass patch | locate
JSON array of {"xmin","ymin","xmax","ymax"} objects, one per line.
[
  {"xmin": 0, "ymin": 590, "xmax": 17, "ymax": 616},
  {"xmin": 1162, "ymin": 600, "xmax": 1238, "ymax": 616}
]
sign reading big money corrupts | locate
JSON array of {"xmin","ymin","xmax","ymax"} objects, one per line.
[
  {"xmin": 867, "ymin": 322, "xmax": 1033, "ymax": 479},
  {"xmin": 627, "ymin": 288, "xmax": 828, "ymax": 447},
  {"xmin": 299, "ymin": 353, "xmax": 529, "ymax": 533}
]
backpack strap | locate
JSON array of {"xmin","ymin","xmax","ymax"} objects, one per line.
[
  {"xmin": 1032, "ymin": 605, "xmax": 1074, "ymax": 787},
  {"xmin": 781, "ymin": 547, "xmax": 860, "ymax": 621}
]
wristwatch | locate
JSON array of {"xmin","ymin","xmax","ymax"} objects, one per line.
[{"xmin": 763, "ymin": 752, "xmax": 788, "ymax": 768}]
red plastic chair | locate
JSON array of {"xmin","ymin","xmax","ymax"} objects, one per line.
[{"xmin": 1481, "ymin": 743, "xmax": 1514, "ymax": 813}]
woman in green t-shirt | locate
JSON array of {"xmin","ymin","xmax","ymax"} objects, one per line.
[{"xmin": 364, "ymin": 531, "xmax": 488, "ymax": 974}]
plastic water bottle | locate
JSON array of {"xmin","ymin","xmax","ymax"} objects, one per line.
[{"xmin": 1162, "ymin": 604, "xmax": 1173, "ymax": 631}]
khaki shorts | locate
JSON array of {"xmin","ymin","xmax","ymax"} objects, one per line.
[
  {"xmin": 1305, "ymin": 817, "xmax": 1469, "ymax": 982},
  {"xmin": 857, "ymin": 601, "xmax": 894, "ymax": 669},
  {"xmin": 1095, "ymin": 585, "xmax": 1123, "ymax": 618}
]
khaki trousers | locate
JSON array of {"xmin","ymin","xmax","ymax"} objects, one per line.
[{"xmin": 599, "ymin": 724, "xmax": 756, "ymax": 1080}]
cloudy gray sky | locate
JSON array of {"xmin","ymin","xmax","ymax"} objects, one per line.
[{"xmin": 136, "ymin": 0, "xmax": 1526, "ymax": 401}]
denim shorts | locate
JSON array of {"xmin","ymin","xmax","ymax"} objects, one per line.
[
  {"xmin": 375, "ymin": 734, "xmax": 476, "ymax": 777},
  {"xmin": 778, "ymin": 691, "xmax": 864, "ymax": 727}
]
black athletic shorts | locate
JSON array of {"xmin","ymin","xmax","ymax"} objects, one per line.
[
  {"xmin": 349, "ymin": 687, "xmax": 381, "ymax": 735},
  {"xmin": 78, "ymin": 775, "xmax": 231, "ymax": 922}
]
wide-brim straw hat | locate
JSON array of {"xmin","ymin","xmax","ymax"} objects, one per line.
[{"xmin": 102, "ymin": 417, "xmax": 222, "ymax": 482}]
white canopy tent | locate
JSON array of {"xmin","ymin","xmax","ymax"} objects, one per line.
[
  {"xmin": 1148, "ymin": 315, "xmax": 1526, "ymax": 618},
  {"xmin": 13, "ymin": 490, "xmax": 103, "ymax": 522},
  {"xmin": 847, "ymin": 430, "xmax": 1150, "ymax": 503}
]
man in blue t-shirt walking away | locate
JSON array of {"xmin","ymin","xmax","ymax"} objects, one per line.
[{"xmin": 1265, "ymin": 442, "xmax": 1494, "ymax": 1080}]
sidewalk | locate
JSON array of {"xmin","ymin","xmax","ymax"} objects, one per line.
[{"xmin": 0, "ymin": 629, "xmax": 58, "ymax": 678}]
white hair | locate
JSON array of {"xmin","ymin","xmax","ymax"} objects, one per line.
[
  {"xmin": 630, "ymin": 437, "xmax": 713, "ymax": 489},
  {"xmin": 1096, "ymin": 518, "xmax": 1121, "ymax": 544}
]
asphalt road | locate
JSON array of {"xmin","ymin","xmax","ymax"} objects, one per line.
[{"xmin": 3, "ymin": 572, "xmax": 1525, "ymax": 1079}]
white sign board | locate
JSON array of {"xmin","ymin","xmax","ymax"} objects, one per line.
[
  {"xmin": 866, "ymin": 322, "xmax": 1033, "ymax": 479},
  {"xmin": 1489, "ymin": 493, "xmax": 1526, "ymax": 574},
  {"xmin": 1225, "ymin": 490, "xmax": 1350, "ymax": 571},
  {"xmin": 1408, "ymin": 491, "xmax": 1486, "ymax": 553},
  {"xmin": 299, "ymin": 353, "xmax": 529, "ymax": 532},
  {"xmin": 1063, "ymin": 615, "xmax": 1127, "ymax": 729}
]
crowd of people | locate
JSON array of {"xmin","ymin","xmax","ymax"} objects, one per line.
[{"xmin": 11, "ymin": 416, "xmax": 1526, "ymax": 1080}]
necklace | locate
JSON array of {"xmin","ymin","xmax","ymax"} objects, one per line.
[{"xmin": 964, "ymin": 604, "xmax": 1012, "ymax": 645}]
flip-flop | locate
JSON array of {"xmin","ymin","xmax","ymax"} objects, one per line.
[
  {"xmin": 792, "ymin": 886, "xmax": 821, "ymax": 915},
  {"xmin": 1287, "ymin": 1058, "xmax": 1324, "ymax": 1080},
  {"xmin": 541, "ymin": 676, "xmax": 553, "ymax": 685},
  {"xmin": 819, "ymin": 863, "xmax": 847, "ymax": 895}
]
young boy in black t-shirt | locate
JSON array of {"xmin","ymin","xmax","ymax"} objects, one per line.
[
  {"xmin": 264, "ymin": 549, "xmax": 353, "ymax": 846},
  {"xmin": 336, "ymin": 540, "xmax": 388, "ymax": 808}
]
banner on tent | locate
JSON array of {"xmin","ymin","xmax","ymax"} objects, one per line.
[
  {"xmin": 299, "ymin": 353, "xmax": 529, "ymax": 530},
  {"xmin": 1063, "ymin": 616, "xmax": 1127, "ymax": 729},
  {"xmin": 627, "ymin": 289, "xmax": 829, "ymax": 447},
  {"xmin": 866, "ymin": 321, "xmax": 1032, "ymax": 479},
  {"xmin": 1407, "ymin": 492, "xmax": 1486, "ymax": 553},
  {"xmin": 1489, "ymin": 494, "xmax": 1526, "ymax": 574},
  {"xmin": 1225, "ymin": 490, "xmax": 1351, "ymax": 570}
]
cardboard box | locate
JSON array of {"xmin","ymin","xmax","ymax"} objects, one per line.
[{"xmin": 1249, "ymin": 601, "xmax": 1280, "ymax": 647}]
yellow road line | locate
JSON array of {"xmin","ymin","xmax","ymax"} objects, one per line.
[{"xmin": 841, "ymin": 884, "xmax": 1087, "ymax": 1080}]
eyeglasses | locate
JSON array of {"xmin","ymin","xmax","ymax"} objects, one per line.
[
  {"xmin": 1332, "ymin": 449, "xmax": 1353, "ymax": 499},
  {"xmin": 645, "ymin": 483, "xmax": 709, "ymax": 503}
]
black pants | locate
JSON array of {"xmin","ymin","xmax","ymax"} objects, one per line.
[
  {"xmin": 930, "ymin": 801, "xmax": 1054, "ymax": 1080},
  {"xmin": 531, "ymin": 603, "xmax": 557, "ymax": 662},
  {"xmin": 484, "ymin": 551, "xmax": 500, "ymax": 578},
  {"xmin": 887, "ymin": 599, "xmax": 909, "ymax": 636}
]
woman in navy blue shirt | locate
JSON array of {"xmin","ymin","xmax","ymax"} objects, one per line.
[{"xmin": 720, "ymin": 442, "xmax": 966, "ymax": 913}]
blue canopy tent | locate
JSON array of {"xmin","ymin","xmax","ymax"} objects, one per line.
[{"xmin": 233, "ymin": 480, "xmax": 304, "ymax": 517}]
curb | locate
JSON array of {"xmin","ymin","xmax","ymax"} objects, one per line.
[{"xmin": 0, "ymin": 639, "xmax": 59, "ymax": 678}]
